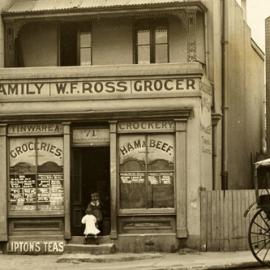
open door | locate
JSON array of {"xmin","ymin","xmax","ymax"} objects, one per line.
[{"xmin": 71, "ymin": 147, "xmax": 110, "ymax": 236}]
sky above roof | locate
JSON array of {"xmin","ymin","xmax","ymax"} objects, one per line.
[{"xmin": 247, "ymin": 0, "xmax": 270, "ymax": 51}]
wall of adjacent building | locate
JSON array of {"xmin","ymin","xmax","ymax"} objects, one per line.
[{"xmin": 224, "ymin": 0, "xmax": 264, "ymax": 189}]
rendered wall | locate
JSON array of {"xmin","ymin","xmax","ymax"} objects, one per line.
[
  {"xmin": 92, "ymin": 18, "xmax": 133, "ymax": 65},
  {"xmin": 19, "ymin": 23, "xmax": 58, "ymax": 67}
]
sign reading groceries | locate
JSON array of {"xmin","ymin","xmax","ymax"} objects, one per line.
[{"xmin": 0, "ymin": 78, "xmax": 198, "ymax": 99}]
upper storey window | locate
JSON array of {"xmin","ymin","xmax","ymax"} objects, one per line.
[
  {"xmin": 79, "ymin": 31, "xmax": 92, "ymax": 66},
  {"xmin": 60, "ymin": 22, "xmax": 92, "ymax": 66},
  {"xmin": 135, "ymin": 20, "xmax": 168, "ymax": 64}
]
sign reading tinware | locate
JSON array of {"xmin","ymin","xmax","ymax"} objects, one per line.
[
  {"xmin": 8, "ymin": 124, "xmax": 63, "ymax": 136},
  {"xmin": 0, "ymin": 78, "xmax": 198, "ymax": 99}
]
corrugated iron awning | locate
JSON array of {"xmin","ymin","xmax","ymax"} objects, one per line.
[{"xmin": 3, "ymin": 0, "xmax": 206, "ymax": 16}]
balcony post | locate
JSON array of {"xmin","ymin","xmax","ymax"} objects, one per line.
[
  {"xmin": 186, "ymin": 8, "xmax": 197, "ymax": 62},
  {"xmin": 4, "ymin": 21, "xmax": 25, "ymax": 67}
]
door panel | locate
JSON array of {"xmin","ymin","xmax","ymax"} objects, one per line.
[{"xmin": 71, "ymin": 148, "xmax": 83, "ymax": 235}]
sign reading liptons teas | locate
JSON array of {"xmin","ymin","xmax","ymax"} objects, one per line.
[
  {"xmin": 0, "ymin": 78, "xmax": 198, "ymax": 99},
  {"xmin": 8, "ymin": 241, "xmax": 64, "ymax": 254},
  {"xmin": 8, "ymin": 124, "xmax": 63, "ymax": 136}
]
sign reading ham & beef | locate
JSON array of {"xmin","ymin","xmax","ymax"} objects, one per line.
[{"xmin": 0, "ymin": 77, "xmax": 198, "ymax": 99}]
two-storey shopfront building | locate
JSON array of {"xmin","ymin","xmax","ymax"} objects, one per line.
[{"xmin": 0, "ymin": 0, "xmax": 264, "ymax": 253}]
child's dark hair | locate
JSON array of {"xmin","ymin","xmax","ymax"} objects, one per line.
[{"xmin": 85, "ymin": 208, "xmax": 93, "ymax": 215}]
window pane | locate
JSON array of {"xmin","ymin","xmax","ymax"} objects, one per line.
[
  {"xmin": 155, "ymin": 44, "xmax": 168, "ymax": 63},
  {"xmin": 80, "ymin": 48, "xmax": 92, "ymax": 66},
  {"xmin": 155, "ymin": 28, "xmax": 168, "ymax": 44},
  {"xmin": 147, "ymin": 134, "xmax": 174, "ymax": 208},
  {"xmin": 119, "ymin": 135, "xmax": 146, "ymax": 171},
  {"xmin": 147, "ymin": 134, "xmax": 174, "ymax": 170},
  {"xmin": 137, "ymin": 30, "xmax": 150, "ymax": 45},
  {"xmin": 37, "ymin": 137, "xmax": 64, "ymax": 211},
  {"xmin": 9, "ymin": 137, "xmax": 64, "ymax": 212},
  {"xmin": 120, "ymin": 173, "xmax": 147, "ymax": 208},
  {"xmin": 80, "ymin": 32, "xmax": 91, "ymax": 48},
  {"xmin": 138, "ymin": 45, "xmax": 150, "ymax": 64},
  {"xmin": 9, "ymin": 138, "xmax": 37, "ymax": 211},
  {"xmin": 119, "ymin": 135, "xmax": 147, "ymax": 208}
]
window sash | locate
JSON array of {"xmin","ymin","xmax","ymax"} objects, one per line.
[
  {"xmin": 78, "ymin": 31, "xmax": 92, "ymax": 66},
  {"xmin": 135, "ymin": 24, "xmax": 168, "ymax": 64}
]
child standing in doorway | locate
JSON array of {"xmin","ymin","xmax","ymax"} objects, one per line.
[
  {"xmin": 85, "ymin": 192, "xmax": 103, "ymax": 228},
  {"xmin": 81, "ymin": 208, "xmax": 100, "ymax": 241}
]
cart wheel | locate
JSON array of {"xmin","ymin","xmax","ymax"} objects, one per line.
[{"xmin": 248, "ymin": 208, "xmax": 270, "ymax": 266}]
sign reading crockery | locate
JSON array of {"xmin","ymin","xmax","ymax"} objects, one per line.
[
  {"xmin": 0, "ymin": 78, "xmax": 198, "ymax": 99},
  {"xmin": 117, "ymin": 121, "xmax": 175, "ymax": 133}
]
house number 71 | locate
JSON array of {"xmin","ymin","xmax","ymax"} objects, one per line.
[{"xmin": 86, "ymin": 129, "xmax": 97, "ymax": 137}]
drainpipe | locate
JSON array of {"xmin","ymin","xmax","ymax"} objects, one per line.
[{"xmin": 221, "ymin": 0, "xmax": 228, "ymax": 190}]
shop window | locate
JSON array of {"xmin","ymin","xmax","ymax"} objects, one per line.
[
  {"xmin": 60, "ymin": 23, "xmax": 92, "ymax": 66},
  {"xmin": 135, "ymin": 21, "xmax": 168, "ymax": 64},
  {"xmin": 119, "ymin": 134, "xmax": 174, "ymax": 209},
  {"xmin": 9, "ymin": 137, "xmax": 64, "ymax": 211}
]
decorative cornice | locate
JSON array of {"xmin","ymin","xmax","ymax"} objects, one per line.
[{"xmin": 0, "ymin": 108, "xmax": 193, "ymax": 123}]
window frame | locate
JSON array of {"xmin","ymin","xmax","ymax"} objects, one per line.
[
  {"xmin": 134, "ymin": 19, "xmax": 169, "ymax": 64},
  {"xmin": 77, "ymin": 25, "xmax": 92, "ymax": 66},
  {"xmin": 59, "ymin": 22, "xmax": 92, "ymax": 67},
  {"xmin": 118, "ymin": 132, "xmax": 176, "ymax": 212},
  {"xmin": 8, "ymin": 135, "xmax": 64, "ymax": 216}
]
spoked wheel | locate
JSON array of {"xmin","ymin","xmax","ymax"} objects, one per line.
[{"xmin": 248, "ymin": 208, "xmax": 270, "ymax": 266}]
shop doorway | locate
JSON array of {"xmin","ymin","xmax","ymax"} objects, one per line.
[{"xmin": 71, "ymin": 147, "xmax": 110, "ymax": 236}]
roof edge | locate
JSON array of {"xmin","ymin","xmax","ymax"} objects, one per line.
[{"xmin": 2, "ymin": 1, "xmax": 207, "ymax": 20}]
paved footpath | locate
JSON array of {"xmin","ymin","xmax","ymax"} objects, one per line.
[{"xmin": 0, "ymin": 250, "xmax": 262, "ymax": 270}]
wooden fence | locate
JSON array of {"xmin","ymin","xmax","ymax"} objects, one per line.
[{"xmin": 200, "ymin": 190, "xmax": 257, "ymax": 251}]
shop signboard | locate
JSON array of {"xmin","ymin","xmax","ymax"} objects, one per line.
[
  {"xmin": 8, "ymin": 241, "xmax": 64, "ymax": 254},
  {"xmin": 8, "ymin": 124, "xmax": 63, "ymax": 136},
  {"xmin": 72, "ymin": 127, "xmax": 109, "ymax": 146},
  {"xmin": 0, "ymin": 77, "xmax": 199, "ymax": 100}
]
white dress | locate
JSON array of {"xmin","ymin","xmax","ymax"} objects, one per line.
[{"xmin": 81, "ymin": 214, "xmax": 100, "ymax": 236}]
